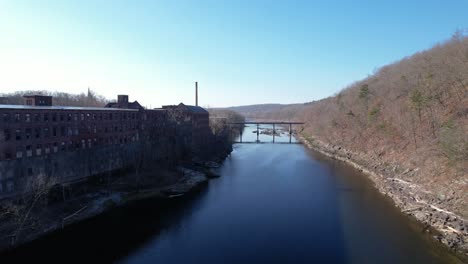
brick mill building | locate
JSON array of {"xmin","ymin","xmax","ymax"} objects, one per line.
[{"xmin": 0, "ymin": 95, "xmax": 212, "ymax": 199}]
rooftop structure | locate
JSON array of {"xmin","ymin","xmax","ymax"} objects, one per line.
[
  {"xmin": 105, "ymin": 95, "xmax": 143, "ymax": 110},
  {"xmin": 23, "ymin": 95, "xmax": 52, "ymax": 106}
]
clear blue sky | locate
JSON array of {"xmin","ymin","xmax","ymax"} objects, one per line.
[{"xmin": 0, "ymin": 0, "xmax": 467, "ymax": 107}]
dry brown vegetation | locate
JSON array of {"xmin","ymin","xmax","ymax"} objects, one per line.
[{"xmin": 234, "ymin": 34, "xmax": 468, "ymax": 218}]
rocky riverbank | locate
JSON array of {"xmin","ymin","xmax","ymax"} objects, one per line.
[
  {"xmin": 0, "ymin": 158, "xmax": 225, "ymax": 253},
  {"xmin": 298, "ymin": 134, "xmax": 468, "ymax": 257}
]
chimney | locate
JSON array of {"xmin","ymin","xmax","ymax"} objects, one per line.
[
  {"xmin": 117, "ymin": 95, "xmax": 129, "ymax": 108},
  {"xmin": 195, "ymin": 81, "xmax": 198, "ymax": 106}
]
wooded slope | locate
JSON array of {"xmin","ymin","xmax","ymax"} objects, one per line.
[{"xmin": 235, "ymin": 35, "xmax": 468, "ymax": 217}]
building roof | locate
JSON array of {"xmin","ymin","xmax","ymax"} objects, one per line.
[
  {"xmin": 0, "ymin": 104, "xmax": 138, "ymax": 111},
  {"xmin": 185, "ymin": 105, "xmax": 209, "ymax": 114},
  {"xmin": 162, "ymin": 103, "xmax": 208, "ymax": 114}
]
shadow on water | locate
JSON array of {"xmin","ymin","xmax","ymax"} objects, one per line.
[
  {"xmin": 0, "ymin": 186, "xmax": 212, "ymax": 263},
  {"xmin": 307, "ymin": 150, "xmax": 465, "ymax": 264}
]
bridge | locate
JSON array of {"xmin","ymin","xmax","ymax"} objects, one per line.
[{"xmin": 228, "ymin": 121, "xmax": 305, "ymax": 143}]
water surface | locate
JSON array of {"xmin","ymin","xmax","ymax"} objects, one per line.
[{"xmin": 1, "ymin": 125, "xmax": 462, "ymax": 263}]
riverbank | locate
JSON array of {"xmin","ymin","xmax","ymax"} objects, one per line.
[
  {"xmin": 0, "ymin": 155, "xmax": 226, "ymax": 253},
  {"xmin": 298, "ymin": 134, "xmax": 468, "ymax": 257}
]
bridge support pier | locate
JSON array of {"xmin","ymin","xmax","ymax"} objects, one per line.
[
  {"xmin": 289, "ymin": 124, "xmax": 292, "ymax": 143},
  {"xmin": 273, "ymin": 124, "xmax": 275, "ymax": 143},
  {"xmin": 256, "ymin": 123, "xmax": 259, "ymax": 142}
]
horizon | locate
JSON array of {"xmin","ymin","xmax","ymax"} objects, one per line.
[{"xmin": 1, "ymin": 1, "xmax": 467, "ymax": 108}]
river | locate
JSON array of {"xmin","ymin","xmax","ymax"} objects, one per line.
[{"xmin": 1, "ymin": 125, "xmax": 463, "ymax": 263}]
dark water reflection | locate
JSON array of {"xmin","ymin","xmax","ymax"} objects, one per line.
[{"xmin": 0, "ymin": 125, "xmax": 462, "ymax": 263}]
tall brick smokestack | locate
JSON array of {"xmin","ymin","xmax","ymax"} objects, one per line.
[{"xmin": 195, "ymin": 81, "xmax": 198, "ymax": 106}]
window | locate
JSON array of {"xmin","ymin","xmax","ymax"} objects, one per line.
[
  {"xmin": 25, "ymin": 128, "xmax": 32, "ymax": 139},
  {"xmin": 33, "ymin": 113, "xmax": 39, "ymax": 122},
  {"xmin": 25, "ymin": 114, "xmax": 31, "ymax": 122},
  {"xmin": 4, "ymin": 129, "xmax": 10, "ymax": 141},
  {"xmin": 6, "ymin": 181, "xmax": 14, "ymax": 192},
  {"xmin": 45, "ymin": 144, "xmax": 50, "ymax": 154},
  {"xmin": 36, "ymin": 144, "xmax": 42, "ymax": 156},
  {"xmin": 15, "ymin": 129, "xmax": 21, "ymax": 141},
  {"xmin": 4, "ymin": 151, "xmax": 12, "ymax": 160},
  {"xmin": 26, "ymin": 145, "xmax": 32, "ymax": 157},
  {"xmin": 2, "ymin": 113, "xmax": 10, "ymax": 122},
  {"xmin": 14, "ymin": 113, "xmax": 21, "ymax": 122},
  {"xmin": 80, "ymin": 113, "xmax": 84, "ymax": 121},
  {"xmin": 44, "ymin": 127, "xmax": 50, "ymax": 138},
  {"xmin": 61, "ymin": 126, "xmax": 66, "ymax": 136},
  {"xmin": 74, "ymin": 113, "xmax": 78, "ymax": 121},
  {"xmin": 26, "ymin": 99, "xmax": 32, "ymax": 105},
  {"xmin": 52, "ymin": 113, "xmax": 57, "ymax": 122},
  {"xmin": 60, "ymin": 114, "xmax": 65, "ymax": 121},
  {"xmin": 44, "ymin": 113, "xmax": 49, "ymax": 122},
  {"xmin": 53, "ymin": 142, "xmax": 58, "ymax": 153},
  {"xmin": 67, "ymin": 113, "xmax": 72, "ymax": 122},
  {"xmin": 53, "ymin": 127, "xmax": 57, "ymax": 137},
  {"xmin": 28, "ymin": 168, "xmax": 33, "ymax": 176},
  {"xmin": 16, "ymin": 147, "xmax": 23, "ymax": 159},
  {"xmin": 35, "ymin": 127, "xmax": 41, "ymax": 138}
]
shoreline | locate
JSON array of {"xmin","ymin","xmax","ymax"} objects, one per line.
[
  {"xmin": 298, "ymin": 134, "xmax": 468, "ymax": 257},
  {"xmin": 0, "ymin": 156, "xmax": 226, "ymax": 254}
]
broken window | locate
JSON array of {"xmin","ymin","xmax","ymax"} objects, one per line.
[
  {"xmin": 36, "ymin": 144, "xmax": 42, "ymax": 156},
  {"xmin": 26, "ymin": 145, "xmax": 32, "ymax": 157},
  {"xmin": 15, "ymin": 129, "xmax": 21, "ymax": 141},
  {"xmin": 25, "ymin": 128, "xmax": 32, "ymax": 139},
  {"xmin": 16, "ymin": 146, "xmax": 23, "ymax": 159},
  {"xmin": 35, "ymin": 127, "xmax": 41, "ymax": 138}
]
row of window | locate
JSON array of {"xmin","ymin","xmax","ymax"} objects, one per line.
[
  {"xmin": 1, "ymin": 111, "xmax": 138, "ymax": 124},
  {"xmin": 3, "ymin": 134, "xmax": 139, "ymax": 160},
  {"xmin": 2, "ymin": 124, "xmax": 139, "ymax": 142}
]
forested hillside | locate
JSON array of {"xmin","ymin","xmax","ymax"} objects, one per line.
[
  {"xmin": 0, "ymin": 89, "xmax": 108, "ymax": 107},
  {"xmin": 235, "ymin": 34, "xmax": 468, "ymax": 218}
]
